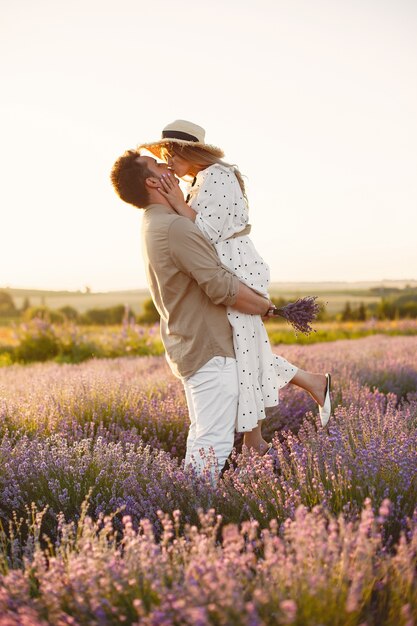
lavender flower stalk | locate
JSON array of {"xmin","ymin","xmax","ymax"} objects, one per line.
[{"xmin": 272, "ymin": 295, "xmax": 321, "ymax": 335}]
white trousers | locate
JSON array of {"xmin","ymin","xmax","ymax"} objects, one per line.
[{"xmin": 182, "ymin": 356, "xmax": 238, "ymax": 483}]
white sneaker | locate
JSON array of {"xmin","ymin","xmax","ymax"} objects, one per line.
[{"xmin": 319, "ymin": 373, "xmax": 332, "ymax": 427}]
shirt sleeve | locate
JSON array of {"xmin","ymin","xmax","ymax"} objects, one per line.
[
  {"xmin": 168, "ymin": 217, "xmax": 239, "ymax": 306},
  {"xmin": 193, "ymin": 165, "xmax": 242, "ymax": 244}
]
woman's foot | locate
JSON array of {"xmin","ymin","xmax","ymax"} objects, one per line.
[
  {"xmin": 243, "ymin": 431, "xmax": 272, "ymax": 456},
  {"xmin": 243, "ymin": 438, "xmax": 271, "ymax": 455},
  {"xmin": 289, "ymin": 369, "xmax": 332, "ymax": 426},
  {"xmin": 318, "ymin": 373, "xmax": 332, "ymax": 426},
  {"xmin": 308, "ymin": 373, "xmax": 328, "ymax": 406},
  {"xmin": 242, "ymin": 422, "xmax": 270, "ymax": 455},
  {"xmin": 290, "ymin": 370, "xmax": 328, "ymax": 405},
  {"xmin": 259, "ymin": 441, "xmax": 272, "ymax": 456},
  {"xmin": 306, "ymin": 372, "xmax": 332, "ymax": 425}
]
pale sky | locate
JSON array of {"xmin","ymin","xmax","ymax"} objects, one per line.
[{"xmin": 1, "ymin": 0, "xmax": 416, "ymax": 291}]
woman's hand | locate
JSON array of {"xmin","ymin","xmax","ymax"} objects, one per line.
[
  {"xmin": 158, "ymin": 172, "xmax": 197, "ymax": 222},
  {"xmin": 158, "ymin": 172, "xmax": 186, "ymax": 212}
]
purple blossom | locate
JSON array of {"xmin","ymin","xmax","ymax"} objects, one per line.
[
  {"xmin": 273, "ymin": 296, "xmax": 321, "ymax": 335},
  {"xmin": 0, "ymin": 335, "xmax": 415, "ymax": 622}
]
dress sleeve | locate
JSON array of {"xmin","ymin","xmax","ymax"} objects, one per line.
[
  {"xmin": 193, "ymin": 166, "xmax": 241, "ymax": 244},
  {"xmin": 168, "ymin": 217, "xmax": 239, "ymax": 306}
]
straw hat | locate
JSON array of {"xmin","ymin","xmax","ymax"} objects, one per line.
[{"xmin": 138, "ymin": 119, "xmax": 224, "ymax": 159}]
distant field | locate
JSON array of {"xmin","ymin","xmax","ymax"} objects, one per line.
[
  {"xmin": 8, "ymin": 289, "xmax": 150, "ymax": 314},
  {"xmin": 269, "ymin": 280, "xmax": 417, "ymax": 315},
  {"xmin": 4, "ymin": 279, "xmax": 417, "ymax": 317},
  {"xmin": 268, "ymin": 288, "xmax": 381, "ymax": 316}
]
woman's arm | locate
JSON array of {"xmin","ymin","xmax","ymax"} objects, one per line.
[
  {"xmin": 233, "ymin": 282, "xmax": 272, "ymax": 316},
  {"xmin": 158, "ymin": 173, "xmax": 197, "ymax": 221}
]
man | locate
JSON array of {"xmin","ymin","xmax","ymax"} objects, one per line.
[{"xmin": 110, "ymin": 150, "xmax": 275, "ymax": 482}]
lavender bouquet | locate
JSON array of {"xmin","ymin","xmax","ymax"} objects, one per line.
[{"xmin": 271, "ymin": 295, "xmax": 321, "ymax": 335}]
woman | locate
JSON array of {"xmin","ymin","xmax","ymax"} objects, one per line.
[{"xmin": 139, "ymin": 120, "xmax": 331, "ymax": 455}]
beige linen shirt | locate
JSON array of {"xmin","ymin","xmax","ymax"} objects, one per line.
[{"xmin": 141, "ymin": 203, "xmax": 240, "ymax": 379}]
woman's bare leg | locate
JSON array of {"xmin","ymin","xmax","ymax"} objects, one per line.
[
  {"xmin": 289, "ymin": 369, "xmax": 327, "ymax": 405},
  {"xmin": 243, "ymin": 422, "xmax": 270, "ymax": 454},
  {"xmin": 242, "ymin": 370, "xmax": 327, "ymax": 454}
]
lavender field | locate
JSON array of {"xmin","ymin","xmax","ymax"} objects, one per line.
[{"xmin": 0, "ymin": 335, "xmax": 416, "ymax": 624}]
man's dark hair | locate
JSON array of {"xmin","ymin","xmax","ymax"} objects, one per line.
[{"xmin": 110, "ymin": 150, "xmax": 154, "ymax": 208}]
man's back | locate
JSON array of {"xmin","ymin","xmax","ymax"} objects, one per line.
[{"xmin": 141, "ymin": 204, "xmax": 239, "ymax": 379}]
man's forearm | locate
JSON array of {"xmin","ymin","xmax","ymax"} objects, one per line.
[{"xmin": 232, "ymin": 282, "xmax": 271, "ymax": 316}]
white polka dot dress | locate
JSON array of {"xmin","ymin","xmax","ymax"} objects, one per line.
[{"xmin": 188, "ymin": 164, "xmax": 298, "ymax": 433}]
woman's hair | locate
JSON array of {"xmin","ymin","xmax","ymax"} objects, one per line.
[{"xmin": 162, "ymin": 143, "xmax": 248, "ymax": 203}]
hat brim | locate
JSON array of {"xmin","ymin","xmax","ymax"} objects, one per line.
[{"xmin": 138, "ymin": 138, "xmax": 224, "ymax": 160}]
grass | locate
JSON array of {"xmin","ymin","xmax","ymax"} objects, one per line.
[
  {"xmin": 266, "ymin": 319, "xmax": 417, "ymax": 344},
  {"xmin": 0, "ymin": 320, "xmax": 416, "ymax": 366}
]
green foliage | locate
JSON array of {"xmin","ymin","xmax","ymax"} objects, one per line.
[
  {"xmin": 1, "ymin": 318, "xmax": 416, "ymax": 365},
  {"xmin": 376, "ymin": 299, "xmax": 397, "ymax": 320},
  {"xmin": 123, "ymin": 327, "xmax": 164, "ymax": 356},
  {"xmin": 373, "ymin": 290, "xmax": 417, "ymax": 320},
  {"xmin": 23, "ymin": 306, "xmax": 66, "ymax": 324},
  {"xmin": 0, "ymin": 352, "xmax": 13, "ymax": 367},
  {"xmin": 402, "ymin": 301, "xmax": 417, "ymax": 317},
  {"xmin": 20, "ymin": 297, "xmax": 31, "ymax": 313},
  {"xmin": 357, "ymin": 302, "xmax": 367, "ymax": 321},
  {"xmin": 58, "ymin": 305, "xmax": 80, "ymax": 322},
  {"xmin": 56, "ymin": 338, "xmax": 100, "ymax": 364},
  {"xmin": 341, "ymin": 301, "xmax": 353, "ymax": 321},
  {"xmin": 137, "ymin": 298, "xmax": 160, "ymax": 325},
  {"xmin": 17, "ymin": 304, "xmax": 134, "ymax": 326},
  {"xmin": 80, "ymin": 305, "xmax": 126, "ymax": 325},
  {"xmin": 267, "ymin": 321, "xmax": 417, "ymax": 345},
  {"xmin": 4, "ymin": 320, "xmax": 164, "ymax": 364},
  {"xmin": 268, "ymin": 326, "xmax": 365, "ymax": 345},
  {"xmin": 14, "ymin": 321, "xmax": 61, "ymax": 362},
  {"xmin": 0, "ymin": 290, "xmax": 17, "ymax": 317},
  {"xmin": 338, "ymin": 301, "xmax": 368, "ymax": 321}
]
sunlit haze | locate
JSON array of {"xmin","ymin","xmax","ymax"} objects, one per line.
[{"xmin": 1, "ymin": 0, "xmax": 416, "ymax": 291}]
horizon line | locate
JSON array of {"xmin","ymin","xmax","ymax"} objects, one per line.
[{"xmin": 2, "ymin": 278, "xmax": 417, "ymax": 295}]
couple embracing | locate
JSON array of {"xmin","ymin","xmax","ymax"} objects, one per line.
[{"xmin": 111, "ymin": 120, "xmax": 331, "ymax": 483}]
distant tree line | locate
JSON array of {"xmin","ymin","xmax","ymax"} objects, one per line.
[
  {"xmin": 0, "ymin": 290, "xmax": 161, "ymax": 325},
  {"xmin": 339, "ymin": 290, "xmax": 417, "ymax": 321},
  {"xmin": 20, "ymin": 303, "xmax": 160, "ymax": 326},
  {"xmin": 339, "ymin": 302, "xmax": 367, "ymax": 322},
  {"xmin": 1, "ymin": 287, "xmax": 417, "ymax": 325},
  {"xmin": 0, "ymin": 291, "xmax": 18, "ymax": 316}
]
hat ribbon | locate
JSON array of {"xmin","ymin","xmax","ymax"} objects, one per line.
[{"xmin": 162, "ymin": 130, "xmax": 200, "ymax": 142}]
